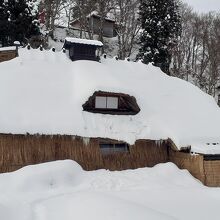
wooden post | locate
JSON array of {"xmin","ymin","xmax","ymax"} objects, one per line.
[{"xmin": 13, "ymin": 41, "xmax": 20, "ymax": 57}]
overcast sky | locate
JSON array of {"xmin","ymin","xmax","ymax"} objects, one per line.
[{"xmin": 184, "ymin": 0, "xmax": 220, "ymax": 13}]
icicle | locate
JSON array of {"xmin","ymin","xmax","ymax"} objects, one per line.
[
  {"xmin": 155, "ymin": 139, "xmax": 163, "ymax": 147},
  {"xmin": 83, "ymin": 137, "xmax": 90, "ymax": 146}
]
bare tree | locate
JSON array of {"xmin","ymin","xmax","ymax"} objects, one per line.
[
  {"xmin": 96, "ymin": 0, "xmax": 115, "ymax": 42},
  {"xmin": 44, "ymin": 0, "xmax": 63, "ymax": 38},
  {"xmin": 171, "ymin": 3, "xmax": 220, "ymax": 98},
  {"xmin": 70, "ymin": 0, "xmax": 98, "ymax": 39},
  {"xmin": 113, "ymin": 0, "xmax": 140, "ymax": 59}
]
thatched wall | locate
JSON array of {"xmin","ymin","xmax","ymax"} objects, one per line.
[
  {"xmin": 169, "ymin": 148, "xmax": 205, "ymax": 183},
  {"xmin": 1, "ymin": 133, "xmax": 220, "ymax": 187},
  {"xmin": 169, "ymin": 148, "xmax": 220, "ymax": 187},
  {"xmin": 204, "ymin": 161, "xmax": 220, "ymax": 187},
  {"xmin": 102, "ymin": 140, "xmax": 168, "ymax": 170},
  {"xmin": 0, "ymin": 50, "xmax": 16, "ymax": 63},
  {"xmin": 0, "ymin": 134, "xmax": 168, "ymax": 173}
]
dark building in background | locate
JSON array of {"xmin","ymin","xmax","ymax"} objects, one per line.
[{"xmin": 71, "ymin": 12, "xmax": 116, "ymax": 38}]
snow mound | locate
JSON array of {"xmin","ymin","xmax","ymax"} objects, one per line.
[
  {"xmin": 0, "ymin": 48, "xmax": 220, "ymax": 154},
  {"xmin": 0, "ymin": 46, "xmax": 16, "ymax": 51},
  {"xmin": 0, "ymin": 160, "xmax": 208, "ymax": 220},
  {"xmin": 0, "ymin": 160, "xmax": 84, "ymax": 192},
  {"xmin": 85, "ymin": 162, "xmax": 201, "ymax": 191}
]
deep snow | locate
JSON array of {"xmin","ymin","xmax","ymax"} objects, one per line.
[
  {"xmin": 0, "ymin": 160, "xmax": 220, "ymax": 220},
  {"xmin": 0, "ymin": 48, "xmax": 220, "ymax": 154},
  {"xmin": 0, "ymin": 46, "xmax": 16, "ymax": 51}
]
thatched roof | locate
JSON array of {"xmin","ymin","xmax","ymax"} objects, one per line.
[{"xmin": 0, "ymin": 48, "xmax": 220, "ymax": 154}]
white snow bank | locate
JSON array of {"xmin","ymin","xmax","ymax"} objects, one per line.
[
  {"xmin": 0, "ymin": 160, "xmax": 83, "ymax": 192},
  {"xmin": 0, "ymin": 160, "xmax": 220, "ymax": 220},
  {"xmin": 0, "ymin": 48, "xmax": 220, "ymax": 154},
  {"xmin": 0, "ymin": 46, "xmax": 16, "ymax": 51}
]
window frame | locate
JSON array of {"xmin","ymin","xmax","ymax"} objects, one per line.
[
  {"xmin": 95, "ymin": 95, "xmax": 119, "ymax": 110},
  {"xmin": 99, "ymin": 141, "xmax": 129, "ymax": 155}
]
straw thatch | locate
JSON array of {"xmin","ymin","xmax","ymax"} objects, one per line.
[
  {"xmin": 204, "ymin": 161, "xmax": 220, "ymax": 187},
  {"xmin": 0, "ymin": 133, "xmax": 220, "ymax": 187},
  {"xmin": 102, "ymin": 140, "xmax": 168, "ymax": 170},
  {"xmin": 169, "ymin": 148, "xmax": 220, "ymax": 187},
  {"xmin": 0, "ymin": 134, "xmax": 168, "ymax": 172},
  {"xmin": 0, "ymin": 50, "xmax": 16, "ymax": 63},
  {"xmin": 169, "ymin": 148, "xmax": 205, "ymax": 183}
]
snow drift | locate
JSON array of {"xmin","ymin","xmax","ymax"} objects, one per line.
[
  {"xmin": 0, "ymin": 48, "xmax": 220, "ymax": 154},
  {"xmin": 0, "ymin": 160, "xmax": 220, "ymax": 220}
]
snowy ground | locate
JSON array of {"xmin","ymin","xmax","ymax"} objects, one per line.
[{"xmin": 0, "ymin": 160, "xmax": 220, "ymax": 220}]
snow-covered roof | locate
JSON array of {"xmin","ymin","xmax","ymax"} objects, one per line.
[
  {"xmin": 87, "ymin": 11, "xmax": 115, "ymax": 22},
  {"xmin": 65, "ymin": 37, "xmax": 103, "ymax": 47},
  {"xmin": 70, "ymin": 11, "xmax": 115, "ymax": 24},
  {"xmin": 0, "ymin": 48, "xmax": 220, "ymax": 155},
  {"xmin": 0, "ymin": 46, "xmax": 16, "ymax": 52}
]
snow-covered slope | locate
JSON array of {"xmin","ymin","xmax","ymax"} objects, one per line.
[
  {"xmin": 0, "ymin": 160, "xmax": 220, "ymax": 220},
  {"xmin": 0, "ymin": 48, "xmax": 220, "ymax": 154}
]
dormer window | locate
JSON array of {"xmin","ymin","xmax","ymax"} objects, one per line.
[
  {"xmin": 83, "ymin": 91, "xmax": 140, "ymax": 115},
  {"xmin": 95, "ymin": 96, "xmax": 118, "ymax": 109}
]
